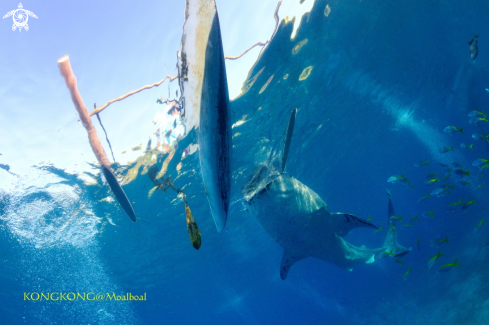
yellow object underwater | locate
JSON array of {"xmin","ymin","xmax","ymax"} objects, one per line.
[{"xmin": 183, "ymin": 194, "xmax": 201, "ymax": 250}]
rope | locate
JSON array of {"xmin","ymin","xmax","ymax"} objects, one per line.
[{"xmin": 94, "ymin": 104, "xmax": 116, "ymax": 163}]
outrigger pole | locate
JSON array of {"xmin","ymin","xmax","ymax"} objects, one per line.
[{"xmin": 57, "ymin": 54, "xmax": 137, "ymax": 223}]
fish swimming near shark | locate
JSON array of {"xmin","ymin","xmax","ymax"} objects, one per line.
[{"xmin": 242, "ymin": 109, "xmax": 411, "ymax": 280}]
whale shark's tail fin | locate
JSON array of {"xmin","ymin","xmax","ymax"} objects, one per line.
[{"xmin": 378, "ymin": 199, "xmax": 412, "ymax": 259}]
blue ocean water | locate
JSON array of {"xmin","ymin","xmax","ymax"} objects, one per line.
[{"xmin": 1, "ymin": 0, "xmax": 489, "ymax": 324}]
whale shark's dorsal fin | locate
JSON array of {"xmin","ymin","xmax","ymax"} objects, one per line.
[
  {"xmin": 388, "ymin": 199, "xmax": 395, "ymax": 219},
  {"xmin": 281, "ymin": 108, "xmax": 297, "ymax": 173},
  {"xmin": 280, "ymin": 250, "xmax": 305, "ymax": 280},
  {"xmin": 266, "ymin": 108, "xmax": 297, "ymax": 173},
  {"xmin": 331, "ymin": 212, "xmax": 378, "ymax": 237}
]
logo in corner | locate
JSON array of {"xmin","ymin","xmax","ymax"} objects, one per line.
[{"xmin": 3, "ymin": 3, "xmax": 37, "ymax": 32}]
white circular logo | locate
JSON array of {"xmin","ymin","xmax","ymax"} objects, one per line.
[{"xmin": 3, "ymin": 3, "xmax": 38, "ymax": 32}]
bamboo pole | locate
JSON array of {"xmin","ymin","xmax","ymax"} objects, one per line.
[
  {"xmin": 224, "ymin": 41, "xmax": 268, "ymax": 60},
  {"xmin": 89, "ymin": 74, "xmax": 179, "ymax": 117},
  {"xmin": 58, "ymin": 54, "xmax": 137, "ymax": 223},
  {"xmin": 57, "ymin": 55, "xmax": 111, "ymax": 168}
]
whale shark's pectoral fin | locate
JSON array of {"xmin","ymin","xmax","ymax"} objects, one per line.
[
  {"xmin": 280, "ymin": 250, "xmax": 305, "ymax": 280},
  {"xmin": 331, "ymin": 213, "xmax": 378, "ymax": 237}
]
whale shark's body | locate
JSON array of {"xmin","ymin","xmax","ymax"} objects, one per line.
[{"xmin": 243, "ymin": 109, "xmax": 411, "ymax": 279}]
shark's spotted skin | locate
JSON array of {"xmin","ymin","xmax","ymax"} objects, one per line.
[{"xmin": 243, "ymin": 109, "xmax": 411, "ymax": 280}]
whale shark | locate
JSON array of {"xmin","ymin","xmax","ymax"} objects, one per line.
[{"xmin": 243, "ymin": 108, "xmax": 411, "ymax": 280}]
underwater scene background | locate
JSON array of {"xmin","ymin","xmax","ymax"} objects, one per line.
[{"xmin": 1, "ymin": 0, "xmax": 489, "ymax": 324}]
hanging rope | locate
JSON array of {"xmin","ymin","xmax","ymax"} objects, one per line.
[{"xmin": 94, "ymin": 103, "xmax": 116, "ymax": 163}]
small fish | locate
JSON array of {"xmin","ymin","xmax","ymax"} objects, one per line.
[
  {"xmin": 383, "ymin": 249, "xmax": 395, "ymax": 257},
  {"xmin": 448, "ymin": 162, "xmax": 463, "ymax": 169},
  {"xmin": 425, "ymin": 177, "xmax": 440, "ymax": 186},
  {"xmin": 431, "ymin": 187, "xmax": 449, "ymax": 197},
  {"xmin": 403, "ymin": 267, "xmax": 413, "ymax": 280},
  {"xmin": 460, "ymin": 143, "xmax": 473, "ymax": 150},
  {"xmin": 476, "ymin": 184, "xmax": 484, "ymax": 190},
  {"xmin": 413, "ymin": 161, "xmax": 430, "ymax": 167},
  {"xmin": 462, "ymin": 198, "xmax": 476, "ymax": 210},
  {"xmin": 453, "ymin": 168, "xmax": 470, "ymax": 178},
  {"xmin": 473, "ymin": 158, "xmax": 489, "ymax": 168},
  {"xmin": 422, "ymin": 211, "xmax": 435, "ymax": 218},
  {"xmin": 366, "ymin": 215, "xmax": 373, "ymax": 222},
  {"xmin": 417, "ymin": 238, "xmax": 421, "ymax": 251},
  {"xmin": 449, "ymin": 198, "xmax": 462, "ymax": 206},
  {"xmin": 387, "ymin": 174, "xmax": 414, "ymax": 188},
  {"xmin": 395, "ymin": 259, "xmax": 404, "ymax": 266},
  {"xmin": 472, "ymin": 133, "xmax": 489, "ymax": 142},
  {"xmin": 469, "ymin": 110, "xmax": 486, "ymax": 118},
  {"xmin": 391, "ymin": 215, "xmax": 403, "ymax": 222},
  {"xmin": 373, "ymin": 225, "xmax": 384, "ymax": 236},
  {"xmin": 469, "ymin": 34, "xmax": 479, "ymax": 60},
  {"xmin": 480, "ymin": 163, "xmax": 489, "ymax": 170},
  {"xmin": 417, "ymin": 194, "xmax": 431, "ymax": 203},
  {"xmin": 459, "ymin": 180, "xmax": 471, "ymax": 187},
  {"xmin": 437, "ymin": 258, "xmax": 460, "ymax": 273},
  {"xmin": 385, "ymin": 189, "xmax": 393, "ymax": 200},
  {"xmin": 439, "ymin": 146, "xmax": 454, "ymax": 153},
  {"xmin": 410, "ymin": 215, "xmax": 419, "ymax": 222},
  {"xmin": 447, "ymin": 198, "xmax": 463, "ymax": 211},
  {"xmin": 443, "ymin": 126, "xmax": 464, "ymax": 135},
  {"xmin": 428, "ymin": 251, "xmax": 444, "ymax": 269},
  {"xmin": 431, "ymin": 236, "xmax": 449, "ymax": 248},
  {"xmin": 475, "ymin": 218, "xmax": 484, "ymax": 232},
  {"xmin": 469, "ymin": 116, "xmax": 488, "ymax": 124},
  {"xmin": 403, "ymin": 223, "xmax": 413, "ymax": 228}
]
